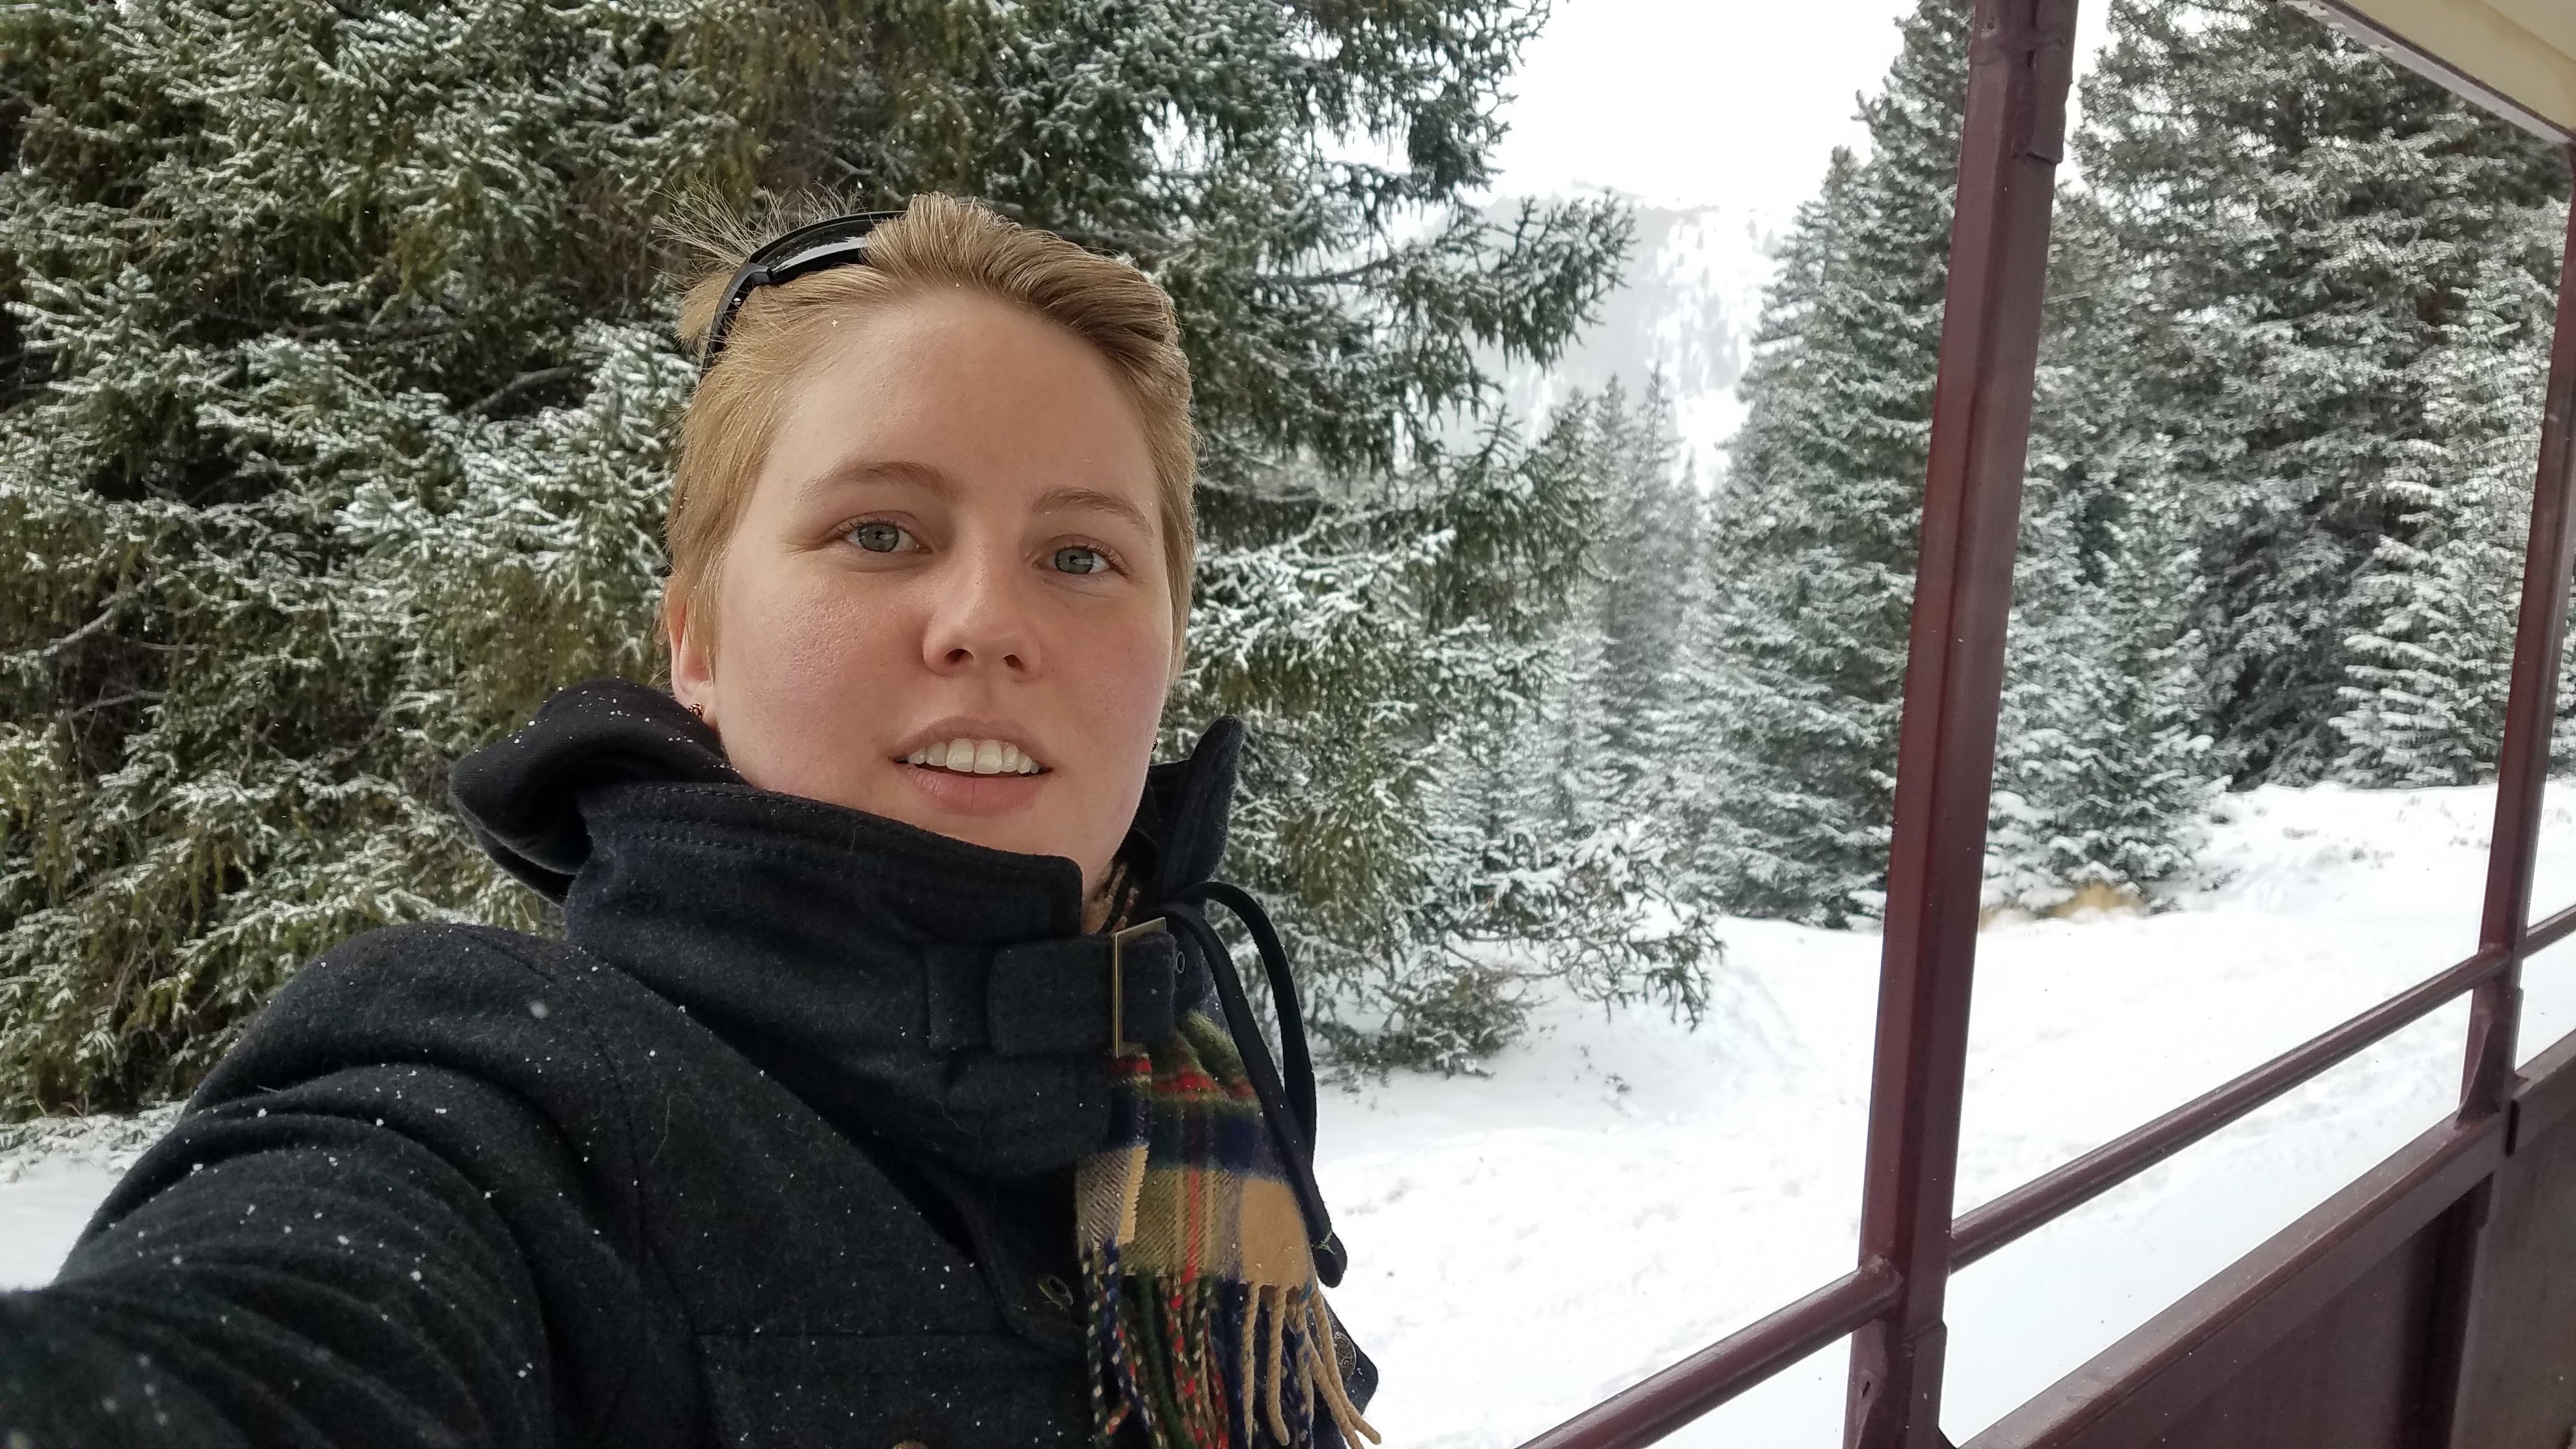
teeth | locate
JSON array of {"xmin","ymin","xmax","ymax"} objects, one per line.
[{"xmin": 907, "ymin": 738, "xmax": 1044, "ymax": 775}]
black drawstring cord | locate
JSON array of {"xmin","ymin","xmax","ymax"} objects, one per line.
[
  {"xmin": 1163, "ymin": 884, "xmax": 1347, "ymax": 1288},
  {"xmin": 1193, "ymin": 880, "xmax": 1318, "ymax": 1152}
]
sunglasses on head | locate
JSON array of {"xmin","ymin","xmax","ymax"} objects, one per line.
[{"xmin": 699, "ymin": 210, "xmax": 905, "ymax": 372}]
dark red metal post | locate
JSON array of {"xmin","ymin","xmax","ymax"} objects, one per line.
[
  {"xmin": 1844, "ymin": 2, "xmax": 2080, "ymax": 1445},
  {"xmin": 2463, "ymin": 161, "xmax": 2576, "ymax": 1119},
  {"xmin": 2432, "ymin": 152, "xmax": 2576, "ymax": 1448}
]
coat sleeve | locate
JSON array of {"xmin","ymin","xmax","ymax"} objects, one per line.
[{"xmin": 0, "ymin": 925, "xmax": 699, "ymax": 1449}]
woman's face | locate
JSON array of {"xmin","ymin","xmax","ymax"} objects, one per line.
[{"xmin": 667, "ymin": 289, "xmax": 1177, "ymax": 905}]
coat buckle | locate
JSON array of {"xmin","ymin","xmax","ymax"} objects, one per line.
[{"xmin": 1109, "ymin": 917, "xmax": 1168, "ymax": 1054}]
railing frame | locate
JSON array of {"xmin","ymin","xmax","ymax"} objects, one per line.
[
  {"xmin": 2433, "ymin": 151, "xmax": 2576, "ymax": 1447},
  {"xmin": 1843, "ymin": 2, "xmax": 2080, "ymax": 1443},
  {"xmin": 1514, "ymin": 14, "xmax": 2576, "ymax": 1449}
]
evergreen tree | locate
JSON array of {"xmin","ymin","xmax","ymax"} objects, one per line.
[
  {"xmin": 1689, "ymin": 0, "xmax": 2221, "ymax": 923},
  {"xmin": 0, "ymin": 0, "xmax": 1632, "ymax": 1113},
  {"xmin": 1989, "ymin": 199, "xmax": 2214, "ymax": 907},
  {"xmin": 2333, "ymin": 211, "xmax": 2570, "ymax": 784},
  {"xmin": 0, "ymin": 0, "xmax": 777, "ymax": 1115},
  {"xmin": 2074, "ymin": 0, "xmax": 2568, "ymax": 786},
  {"xmin": 1694, "ymin": 0, "xmax": 1966, "ymax": 925},
  {"xmin": 1522, "ymin": 378, "xmax": 1705, "ymax": 942},
  {"xmin": 1519, "ymin": 374, "xmax": 1700, "ymax": 833},
  {"xmin": 1585, "ymin": 377, "xmax": 1704, "ymax": 802},
  {"xmin": 1196, "ymin": 385, "xmax": 1713, "ymax": 1073}
]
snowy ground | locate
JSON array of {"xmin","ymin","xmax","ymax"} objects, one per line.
[{"xmin": 8, "ymin": 780, "xmax": 2576, "ymax": 1445}]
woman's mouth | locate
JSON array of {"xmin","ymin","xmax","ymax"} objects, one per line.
[
  {"xmin": 894, "ymin": 736, "xmax": 1049, "ymax": 818},
  {"xmin": 901, "ymin": 737, "xmax": 1046, "ymax": 776}
]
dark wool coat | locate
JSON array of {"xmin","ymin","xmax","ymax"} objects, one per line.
[{"xmin": 0, "ymin": 680, "xmax": 1370, "ymax": 1448}]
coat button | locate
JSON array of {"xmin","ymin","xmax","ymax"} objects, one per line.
[{"xmin": 1036, "ymin": 1273, "xmax": 1075, "ymax": 1312}]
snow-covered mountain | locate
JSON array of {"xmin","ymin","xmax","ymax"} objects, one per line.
[{"xmin": 1492, "ymin": 195, "xmax": 1782, "ymax": 489}]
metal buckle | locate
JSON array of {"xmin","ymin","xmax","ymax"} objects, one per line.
[{"xmin": 1108, "ymin": 917, "xmax": 1168, "ymax": 1054}]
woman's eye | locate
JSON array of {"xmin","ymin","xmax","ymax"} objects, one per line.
[
  {"xmin": 848, "ymin": 521, "xmax": 911, "ymax": 554},
  {"xmin": 1051, "ymin": 545, "xmax": 1110, "ymax": 576}
]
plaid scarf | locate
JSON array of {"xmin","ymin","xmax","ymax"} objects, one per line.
[{"xmin": 1077, "ymin": 1009, "xmax": 1377, "ymax": 1448}]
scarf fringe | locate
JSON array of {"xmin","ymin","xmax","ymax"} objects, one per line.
[{"xmin": 1085, "ymin": 1248, "xmax": 1380, "ymax": 1448}]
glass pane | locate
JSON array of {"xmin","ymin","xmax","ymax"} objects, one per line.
[
  {"xmin": 1945, "ymin": 737, "xmax": 2491, "ymax": 1432},
  {"xmin": 2526, "ymin": 564, "xmax": 2576, "ymax": 1066},
  {"xmin": 1945, "ymin": 539, "xmax": 2503, "ymax": 1423},
  {"xmin": 1310, "ymin": 0, "xmax": 1927, "ymax": 1438},
  {"xmin": 2527, "ymin": 567, "xmax": 2576, "ymax": 928},
  {"xmin": 1316, "ymin": 951, "xmax": 1874, "ymax": 1445},
  {"xmin": 2529, "ymin": 773, "xmax": 2576, "ymax": 927},
  {"xmin": 1669, "ymin": 1338, "xmax": 1849, "ymax": 1445},
  {"xmin": 2519, "ymin": 933, "xmax": 2576, "ymax": 1070},
  {"xmin": 1942, "ymin": 1004, "xmax": 2468, "ymax": 1437},
  {"xmin": 1946, "ymin": 198, "xmax": 2535, "ymax": 1428}
]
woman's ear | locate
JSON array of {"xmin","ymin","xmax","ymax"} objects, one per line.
[{"xmin": 665, "ymin": 583, "xmax": 718, "ymax": 728}]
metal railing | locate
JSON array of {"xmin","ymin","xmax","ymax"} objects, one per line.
[{"xmin": 1510, "ymin": 0, "xmax": 2576, "ymax": 1442}]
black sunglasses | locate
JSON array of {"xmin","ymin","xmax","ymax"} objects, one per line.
[{"xmin": 699, "ymin": 210, "xmax": 905, "ymax": 372}]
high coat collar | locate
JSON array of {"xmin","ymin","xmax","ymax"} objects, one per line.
[{"xmin": 448, "ymin": 678, "xmax": 1236, "ymax": 1178}]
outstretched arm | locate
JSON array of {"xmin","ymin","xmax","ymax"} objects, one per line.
[
  {"xmin": 0, "ymin": 927, "xmax": 695, "ymax": 1448},
  {"xmin": 1, "ymin": 1070, "xmax": 564, "ymax": 1447}
]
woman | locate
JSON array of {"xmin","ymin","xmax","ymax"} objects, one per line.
[{"xmin": 0, "ymin": 195, "xmax": 1376, "ymax": 1449}]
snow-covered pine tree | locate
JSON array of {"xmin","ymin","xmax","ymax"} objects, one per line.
[
  {"xmin": 0, "ymin": 0, "xmax": 1634, "ymax": 1112},
  {"xmin": 1691, "ymin": 0, "xmax": 2217, "ymax": 922},
  {"xmin": 1518, "ymin": 375, "xmax": 1700, "ymax": 833},
  {"xmin": 1693, "ymin": 0, "xmax": 1967, "ymax": 925},
  {"xmin": 1666, "ymin": 151, "xmax": 1854, "ymax": 917},
  {"xmin": 1524, "ymin": 377, "xmax": 1708, "ymax": 960},
  {"xmin": 1584, "ymin": 378, "xmax": 1705, "ymax": 809},
  {"xmin": 912, "ymin": 0, "xmax": 1667, "ymax": 1067},
  {"xmin": 2333, "ymin": 206, "xmax": 2570, "ymax": 784},
  {"xmin": 1195, "ymin": 383, "xmax": 1713, "ymax": 1073},
  {"xmin": 2074, "ymin": 0, "xmax": 2568, "ymax": 788},
  {"xmin": 0, "ymin": 0, "xmax": 783, "ymax": 1116},
  {"xmin": 1988, "ymin": 195, "xmax": 2213, "ymax": 910}
]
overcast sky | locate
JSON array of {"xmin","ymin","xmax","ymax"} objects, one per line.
[{"xmin": 1485, "ymin": 0, "xmax": 2115, "ymax": 222}]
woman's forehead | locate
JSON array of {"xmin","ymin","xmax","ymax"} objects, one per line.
[{"xmin": 760, "ymin": 294, "xmax": 1161, "ymax": 519}]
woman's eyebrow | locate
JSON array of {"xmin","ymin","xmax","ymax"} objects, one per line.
[
  {"xmin": 795, "ymin": 465, "xmax": 1145, "ymax": 532},
  {"xmin": 798, "ymin": 457, "xmax": 955, "ymax": 501},
  {"xmin": 1032, "ymin": 484, "xmax": 1151, "ymax": 532}
]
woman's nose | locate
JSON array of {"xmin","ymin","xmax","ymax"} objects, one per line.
[{"xmin": 919, "ymin": 545, "xmax": 1036, "ymax": 675}]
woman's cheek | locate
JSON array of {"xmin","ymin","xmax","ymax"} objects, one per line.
[
  {"xmin": 1054, "ymin": 601, "xmax": 1167, "ymax": 796},
  {"xmin": 719, "ymin": 566, "xmax": 902, "ymax": 788},
  {"xmin": 1083, "ymin": 604, "xmax": 1173, "ymax": 739},
  {"xmin": 772, "ymin": 583, "xmax": 888, "ymax": 707}
]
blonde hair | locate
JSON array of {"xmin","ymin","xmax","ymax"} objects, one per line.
[{"xmin": 665, "ymin": 193, "xmax": 1197, "ymax": 664}]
